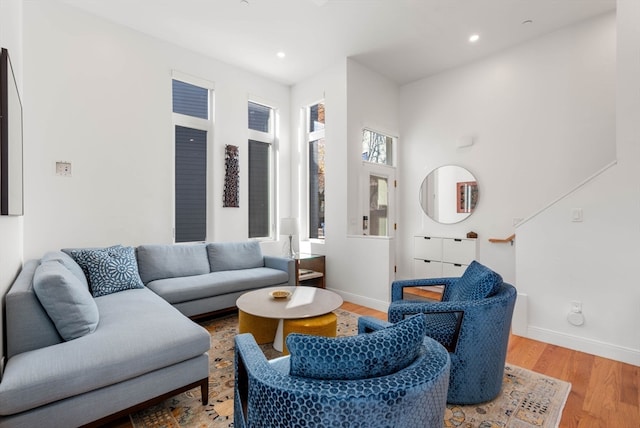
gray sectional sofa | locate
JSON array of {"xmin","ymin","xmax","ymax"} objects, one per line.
[
  {"xmin": 138, "ymin": 241, "xmax": 294, "ymax": 317},
  {"xmin": 0, "ymin": 241, "xmax": 294, "ymax": 427}
]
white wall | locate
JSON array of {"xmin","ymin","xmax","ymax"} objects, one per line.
[
  {"xmin": 291, "ymin": 59, "xmax": 399, "ymax": 311},
  {"xmin": 22, "ymin": 1, "xmax": 291, "ymax": 260},
  {"xmin": 345, "ymin": 59, "xmax": 400, "ymax": 236},
  {"xmin": 397, "ymin": 10, "xmax": 640, "ymax": 364},
  {"xmin": 398, "ymin": 12, "xmax": 616, "ymax": 286},
  {"xmin": 290, "ymin": 59, "xmax": 350, "ymax": 296},
  {"xmin": 344, "ymin": 60, "xmax": 399, "ymax": 309},
  {"xmin": 517, "ymin": 0, "xmax": 640, "ymax": 365},
  {"xmin": 0, "ymin": 0, "xmax": 24, "ymax": 362}
]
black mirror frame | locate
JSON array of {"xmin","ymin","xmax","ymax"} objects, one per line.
[{"xmin": 0, "ymin": 47, "xmax": 24, "ymax": 216}]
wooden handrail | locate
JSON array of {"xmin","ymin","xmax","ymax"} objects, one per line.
[{"xmin": 488, "ymin": 234, "xmax": 516, "ymax": 245}]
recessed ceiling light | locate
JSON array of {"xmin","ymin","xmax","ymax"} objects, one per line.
[
  {"xmin": 276, "ymin": 51, "xmax": 286, "ymax": 59},
  {"xmin": 469, "ymin": 34, "xmax": 480, "ymax": 43}
]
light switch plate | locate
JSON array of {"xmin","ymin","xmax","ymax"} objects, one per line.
[
  {"xmin": 55, "ymin": 161, "xmax": 72, "ymax": 177},
  {"xmin": 571, "ymin": 208, "xmax": 583, "ymax": 222}
]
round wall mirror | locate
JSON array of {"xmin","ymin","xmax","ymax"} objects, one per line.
[{"xmin": 419, "ymin": 165, "xmax": 478, "ymax": 224}]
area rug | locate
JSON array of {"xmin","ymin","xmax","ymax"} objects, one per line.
[{"xmin": 131, "ymin": 310, "xmax": 571, "ymax": 428}]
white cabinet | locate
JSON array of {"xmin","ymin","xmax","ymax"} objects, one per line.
[
  {"xmin": 442, "ymin": 238, "xmax": 476, "ymax": 266},
  {"xmin": 413, "ymin": 258, "xmax": 442, "ymax": 278},
  {"xmin": 413, "ymin": 236, "xmax": 476, "ymax": 279},
  {"xmin": 442, "ymin": 261, "xmax": 468, "ymax": 277}
]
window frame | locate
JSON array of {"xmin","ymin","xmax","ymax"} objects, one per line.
[
  {"xmin": 247, "ymin": 99, "xmax": 277, "ymax": 240},
  {"xmin": 171, "ymin": 70, "xmax": 215, "ymax": 243},
  {"xmin": 360, "ymin": 127, "xmax": 397, "ymax": 237},
  {"xmin": 306, "ymin": 101, "xmax": 326, "ymax": 241}
]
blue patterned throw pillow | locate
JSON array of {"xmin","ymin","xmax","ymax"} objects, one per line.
[
  {"xmin": 287, "ymin": 313, "xmax": 426, "ymax": 380},
  {"xmin": 70, "ymin": 246, "xmax": 144, "ymax": 297},
  {"xmin": 448, "ymin": 260, "xmax": 503, "ymax": 301}
]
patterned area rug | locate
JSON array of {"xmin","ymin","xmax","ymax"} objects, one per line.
[{"xmin": 131, "ymin": 310, "xmax": 570, "ymax": 428}]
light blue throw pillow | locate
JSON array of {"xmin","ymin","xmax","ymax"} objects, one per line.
[
  {"xmin": 42, "ymin": 250, "xmax": 90, "ymax": 290},
  {"xmin": 33, "ymin": 260, "xmax": 99, "ymax": 341},
  {"xmin": 207, "ymin": 241, "xmax": 264, "ymax": 272},
  {"xmin": 287, "ymin": 313, "xmax": 426, "ymax": 380},
  {"xmin": 136, "ymin": 243, "xmax": 210, "ymax": 284},
  {"xmin": 70, "ymin": 246, "xmax": 144, "ymax": 297}
]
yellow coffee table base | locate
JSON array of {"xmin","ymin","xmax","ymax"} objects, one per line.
[
  {"xmin": 280, "ymin": 312, "xmax": 337, "ymax": 355},
  {"xmin": 238, "ymin": 310, "xmax": 279, "ymax": 344},
  {"xmin": 239, "ymin": 310, "xmax": 337, "ymax": 355}
]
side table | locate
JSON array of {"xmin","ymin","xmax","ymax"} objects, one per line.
[{"xmin": 295, "ymin": 253, "xmax": 325, "ymax": 288}]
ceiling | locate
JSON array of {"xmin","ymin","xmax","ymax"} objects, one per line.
[{"xmin": 59, "ymin": 0, "xmax": 616, "ymax": 86}]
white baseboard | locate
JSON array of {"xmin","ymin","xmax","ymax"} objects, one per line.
[
  {"xmin": 330, "ymin": 288, "xmax": 640, "ymax": 366},
  {"xmin": 511, "ymin": 293, "xmax": 640, "ymax": 365},
  {"xmin": 328, "ymin": 288, "xmax": 389, "ymax": 313},
  {"xmin": 525, "ymin": 326, "xmax": 640, "ymax": 366},
  {"xmin": 512, "ymin": 293, "xmax": 528, "ymax": 336}
]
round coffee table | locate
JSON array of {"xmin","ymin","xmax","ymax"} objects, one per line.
[{"xmin": 236, "ymin": 286, "xmax": 343, "ymax": 353}]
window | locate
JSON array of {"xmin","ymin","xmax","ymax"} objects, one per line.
[
  {"xmin": 248, "ymin": 101, "xmax": 271, "ymax": 133},
  {"xmin": 172, "ymin": 80, "xmax": 208, "ymax": 119},
  {"xmin": 362, "ymin": 128, "xmax": 393, "ymax": 166},
  {"xmin": 361, "ymin": 129, "xmax": 396, "ymax": 237},
  {"xmin": 307, "ymin": 102, "xmax": 325, "ymax": 239},
  {"xmin": 172, "ymin": 74, "xmax": 213, "ymax": 243},
  {"xmin": 175, "ymin": 126, "xmax": 207, "ymax": 242},
  {"xmin": 248, "ymin": 101, "xmax": 275, "ymax": 239}
]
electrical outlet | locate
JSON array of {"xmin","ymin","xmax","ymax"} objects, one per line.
[
  {"xmin": 571, "ymin": 300, "xmax": 582, "ymax": 313},
  {"xmin": 55, "ymin": 161, "xmax": 72, "ymax": 177}
]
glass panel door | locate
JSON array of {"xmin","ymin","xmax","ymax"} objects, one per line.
[{"xmin": 366, "ymin": 174, "xmax": 389, "ymax": 236}]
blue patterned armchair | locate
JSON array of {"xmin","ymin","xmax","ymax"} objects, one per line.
[
  {"xmin": 388, "ymin": 261, "xmax": 517, "ymax": 405},
  {"xmin": 234, "ymin": 314, "xmax": 450, "ymax": 428}
]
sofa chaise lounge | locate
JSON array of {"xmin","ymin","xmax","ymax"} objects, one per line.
[{"xmin": 0, "ymin": 241, "xmax": 294, "ymax": 427}]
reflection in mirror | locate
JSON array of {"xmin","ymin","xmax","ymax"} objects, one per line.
[{"xmin": 419, "ymin": 165, "xmax": 478, "ymax": 224}]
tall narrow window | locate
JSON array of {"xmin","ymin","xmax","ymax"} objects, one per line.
[
  {"xmin": 308, "ymin": 102, "xmax": 325, "ymax": 239},
  {"xmin": 172, "ymin": 74, "xmax": 213, "ymax": 243},
  {"xmin": 248, "ymin": 101, "xmax": 275, "ymax": 239},
  {"xmin": 361, "ymin": 128, "xmax": 396, "ymax": 237},
  {"xmin": 175, "ymin": 126, "xmax": 207, "ymax": 241}
]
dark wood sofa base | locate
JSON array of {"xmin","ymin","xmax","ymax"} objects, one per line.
[
  {"xmin": 80, "ymin": 377, "xmax": 209, "ymax": 428},
  {"xmin": 189, "ymin": 306, "xmax": 238, "ymax": 321}
]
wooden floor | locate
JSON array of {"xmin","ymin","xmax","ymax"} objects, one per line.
[
  {"xmin": 106, "ymin": 300, "xmax": 639, "ymax": 427},
  {"xmin": 342, "ymin": 301, "xmax": 640, "ymax": 428}
]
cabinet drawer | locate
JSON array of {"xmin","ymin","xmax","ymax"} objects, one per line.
[
  {"xmin": 414, "ymin": 259, "xmax": 443, "ymax": 278},
  {"xmin": 414, "ymin": 236, "xmax": 442, "ymax": 261},
  {"xmin": 442, "ymin": 238, "xmax": 476, "ymax": 265},
  {"xmin": 442, "ymin": 262, "xmax": 467, "ymax": 277}
]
